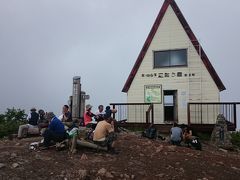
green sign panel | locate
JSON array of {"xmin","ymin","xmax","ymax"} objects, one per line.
[{"xmin": 144, "ymin": 85, "xmax": 162, "ymax": 103}]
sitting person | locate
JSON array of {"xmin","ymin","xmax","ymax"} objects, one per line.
[
  {"xmin": 93, "ymin": 117, "xmax": 118, "ymax": 154},
  {"xmin": 104, "ymin": 106, "xmax": 118, "ymax": 132},
  {"xmin": 18, "ymin": 108, "xmax": 39, "ymax": 139},
  {"xmin": 42, "ymin": 112, "xmax": 66, "ymax": 148},
  {"xmin": 95, "ymin": 105, "xmax": 105, "ymax": 122},
  {"xmin": 183, "ymin": 127, "xmax": 193, "ymax": 144},
  {"xmin": 170, "ymin": 122, "xmax": 182, "ymax": 146},
  {"xmin": 142, "ymin": 123, "xmax": 165, "ymax": 140},
  {"xmin": 104, "ymin": 106, "xmax": 117, "ymax": 119},
  {"xmin": 37, "ymin": 109, "xmax": 49, "ymax": 135},
  {"xmin": 183, "ymin": 127, "xmax": 202, "ymax": 150},
  {"xmin": 59, "ymin": 105, "xmax": 73, "ymax": 129},
  {"xmin": 84, "ymin": 104, "xmax": 96, "ymax": 127},
  {"xmin": 142, "ymin": 123, "xmax": 157, "ymax": 139}
]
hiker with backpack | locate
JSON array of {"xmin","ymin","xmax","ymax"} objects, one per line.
[{"xmin": 17, "ymin": 108, "xmax": 40, "ymax": 139}]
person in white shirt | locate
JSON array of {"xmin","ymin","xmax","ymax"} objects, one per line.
[{"xmin": 95, "ymin": 105, "xmax": 105, "ymax": 122}]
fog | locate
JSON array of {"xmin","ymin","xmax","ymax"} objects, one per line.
[{"xmin": 0, "ymin": 0, "xmax": 239, "ymax": 128}]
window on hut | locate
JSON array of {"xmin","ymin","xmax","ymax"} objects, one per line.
[{"xmin": 154, "ymin": 49, "xmax": 187, "ymax": 68}]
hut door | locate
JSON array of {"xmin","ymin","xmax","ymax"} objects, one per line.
[{"xmin": 163, "ymin": 90, "xmax": 178, "ymax": 122}]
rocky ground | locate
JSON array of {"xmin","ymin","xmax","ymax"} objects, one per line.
[{"xmin": 0, "ymin": 132, "xmax": 240, "ymax": 180}]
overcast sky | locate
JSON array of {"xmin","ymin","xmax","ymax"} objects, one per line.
[{"xmin": 0, "ymin": 0, "xmax": 240, "ymax": 120}]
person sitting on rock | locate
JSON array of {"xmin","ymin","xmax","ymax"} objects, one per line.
[
  {"xmin": 84, "ymin": 104, "xmax": 96, "ymax": 127},
  {"xmin": 93, "ymin": 117, "xmax": 118, "ymax": 154},
  {"xmin": 183, "ymin": 127, "xmax": 193, "ymax": 144},
  {"xmin": 104, "ymin": 106, "xmax": 117, "ymax": 119},
  {"xmin": 17, "ymin": 108, "xmax": 40, "ymax": 139},
  {"xmin": 37, "ymin": 109, "xmax": 49, "ymax": 135},
  {"xmin": 95, "ymin": 105, "xmax": 105, "ymax": 122},
  {"xmin": 59, "ymin": 105, "xmax": 73, "ymax": 130},
  {"xmin": 183, "ymin": 126, "xmax": 202, "ymax": 150},
  {"xmin": 142, "ymin": 123, "xmax": 166, "ymax": 140},
  {"xmin": 42, "ymin": 112, "xmax": 66, "ymax": 148},
  {"xmin": 170, "ymin": 122, "xmax": 183, "ymax": 146}
]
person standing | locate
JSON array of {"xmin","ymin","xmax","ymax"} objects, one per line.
[{"xmin": 17, "ymin": 108, "xmax": 39, "ymax": 139}]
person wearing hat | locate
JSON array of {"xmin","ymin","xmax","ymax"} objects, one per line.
[
  {"xmin": 17, "ymin": 108, "xmax": 40, "ymax": 139},
  {"xmin": 42, "ymin": 112, "xmax": 66, "ymax": 148},
  {"xmin": 83, "ymin": 104, "xmax": 96, "ymax": 127}
]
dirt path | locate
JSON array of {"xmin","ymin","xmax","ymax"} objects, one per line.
[{"xmin": 0, "ymin": 133, "xmax": 240, "ymax": 180}]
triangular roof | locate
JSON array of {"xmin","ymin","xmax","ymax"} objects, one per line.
[{"xmin": 122, "ymin": 0, "xmax": 225, "ymax": 93}]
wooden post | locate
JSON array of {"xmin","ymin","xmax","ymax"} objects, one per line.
[
  {"xmin": 112, "ymin": 104, "xmax": 116, "ymax": 119},
  {"xmin": 151, "ymin": 104, "xmax": 154, "ymax": 124},
  {"xmin": 233, "ymin": 104, "xmax": 237, "ymax": 130},
  {"xmin": 146, "ymin": 111, "xmax": 149, "ymax": 124},
  {"xmin": 187, "ymin": 103, "xmax": 190, "ymax": 126}
]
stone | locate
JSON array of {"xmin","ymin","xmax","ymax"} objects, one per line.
[
  {"xmin": 80, "ymin": 153, "xmax": 88, "ymax": 160},
  {"xmin": 156, "ymin": 146, "xmax": 163, "ymax": 153},
  {"xmin": 175, "ymin": 162, "xmax": 180, "ymax": 166},
  {"xmin": 11, "ymin": 153, "xmax": 17, "ymax": 158},
  {"xmin": 97, "ymin": 168, "xmax": 107, "ymax": 176},
  {"xmin": 78, "ymin": 169, "xmax": 88, "ymax": 179},
  {"xmin": 219, "ymin": 148, "xmax": 228, "ymax": 153},
  {"xmin": 0, "ymin": 163, "xmax": 6, "ymax": 169},
  {"xmin": 156, "ymin": 173, "xmax": 165, "ymax": 178},
  {"xmin": 179, "ymin": 168, "xmax": 185, "ymax": 173},
  {"xmin": 12, "ymin": 163, "xmax": 19, "ymax": 168},
  {"xmin": 124, "ymin": 174, "xmax": 130, "ymax": 179},
  {"xmin": 210, "ymin": 114, "xmax": 233, "ymax": 148},
  {"xmin": 231, "ymin": 166, "xmax": 240, "ymax": 171},
  {"xmin": 131, "ymin": 175, "xmax": 135, "ymax": 179},
  {"xmin": 15, "ymin": 143, "xmax": 21, "ymax": 146},
  {"xmin": 0, "ymin": 151, "xmax": 10, "ymax": 157},
  {"xmin": 105, "ymin": 172, "xmax": 114, "ymax": 178},
  {"xmin": 167, "ymin": 146, "xmax": 176, "ymax": 152}
]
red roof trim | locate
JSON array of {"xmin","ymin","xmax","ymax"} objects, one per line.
[{"xmin": 122, "ymin": 0, "xmax": 225, "ymax": 92}]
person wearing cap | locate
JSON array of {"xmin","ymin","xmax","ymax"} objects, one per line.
[
  {"xmin": 83, "ymin": 104, "xmax": 96, "ymax": 126},
  {"xmin": 17, "ymin": 108, "xmax": 40, "ymax": 139},
  {"xmin": 37, "ymin": 109, "xmax": 49, "ymax": 135},
  {"xmin": 42, "ymin": 112, "xmax": 66, "ymax": 148}
]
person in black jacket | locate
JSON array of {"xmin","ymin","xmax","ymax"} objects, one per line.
[{"xmin": 17, "ymin": 108, "xmax": 40, "ymax": 139}]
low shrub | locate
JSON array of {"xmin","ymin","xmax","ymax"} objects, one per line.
[
  {"xmin": 0, "ymin": 108, "xmax": 27, "ymax": 138},
  {"xmin": 231, "ymin": 131, "xmax": 240, "ymax": 148}
]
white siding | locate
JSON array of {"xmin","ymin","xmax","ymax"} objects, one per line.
[{"xmin": 127, "ymin": 6, "xmax": 220, "ymax": 124}]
